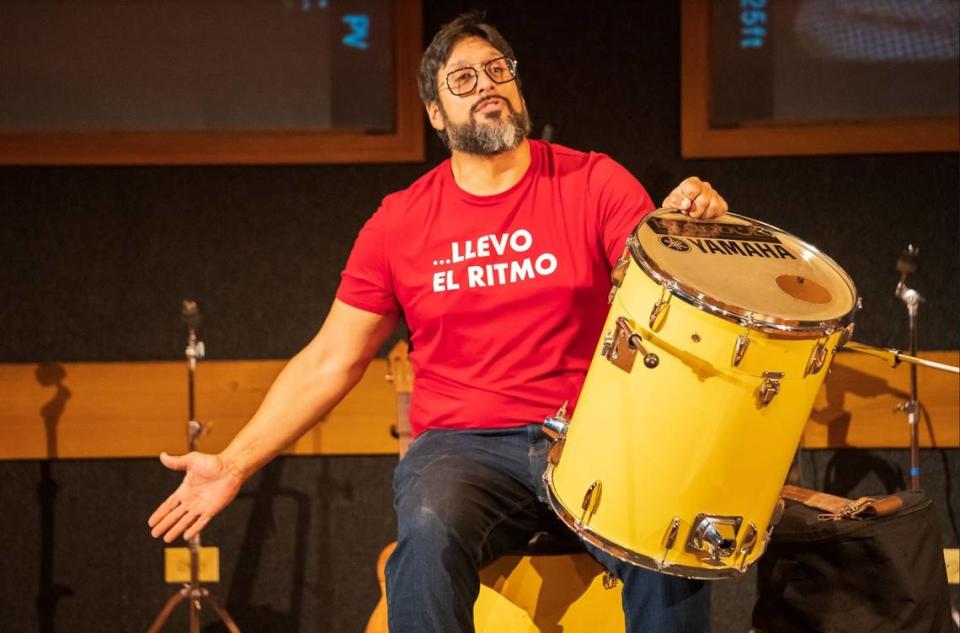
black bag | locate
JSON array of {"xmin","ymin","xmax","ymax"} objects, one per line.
[{"xmin": 753, "ymin": 489, "xmax": 953, "ymax": 632}]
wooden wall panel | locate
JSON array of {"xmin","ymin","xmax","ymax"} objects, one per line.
[
  {"xmin": 0, "ymin": 1, "xmax": 424, "ymax": 165},
  {"xmin": 803, "ymin": 350, "xmax": 959, "ymax": 449},
  {"xmin": 0, "ymin": 359, "xmax": 398, "ymax": 460},
  {"xmin": 679, "ymin": 3, "xmax": 959, "ymax": 157},
  {"xmin": 1, "ymin": 351, "xmax": 956, "ymax": 460}
]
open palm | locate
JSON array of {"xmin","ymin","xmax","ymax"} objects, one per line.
[{"xmin": 147, "ymin": 452, "xmax": 244, "ymax": 543}]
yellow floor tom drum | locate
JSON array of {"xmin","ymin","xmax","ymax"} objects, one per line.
[{"xmin": 543, "ymin": 210, "xmax": 859, "ymax": 579}]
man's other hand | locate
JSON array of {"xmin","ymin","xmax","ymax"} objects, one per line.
[{"xmin": 662, "ymin": 177, "xmax": 728, "ymax": 219}]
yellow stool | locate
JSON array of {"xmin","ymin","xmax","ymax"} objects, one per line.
[
  {"xmin": 475, "ymin": 548, "xmax": 624, "ymax": 632},
  {"xmin": 367, "ymin": 536, "xmax": 625, "ymax": 633}
]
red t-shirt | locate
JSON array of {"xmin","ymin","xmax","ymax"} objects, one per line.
[{"xmin": 336, "ymin": 140, "xmax": 655, "ymax": 437}]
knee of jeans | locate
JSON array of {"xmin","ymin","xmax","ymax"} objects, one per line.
[{"xmin": 396, "ymin": 478, "xmax": 481, "ymax": 550}]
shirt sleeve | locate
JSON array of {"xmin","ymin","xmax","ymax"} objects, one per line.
[
  {"xmin": 335, "ymin": 205, "xmax": 401, "ymax": 315},
  {"xmin": 589, "ymin": 155, "xmax": 656, "ymax": 267}
]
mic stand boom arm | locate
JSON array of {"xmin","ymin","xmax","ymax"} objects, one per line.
[{"xmin": 839, "ymin": 341, "xmax": 959, "ymax": 375}]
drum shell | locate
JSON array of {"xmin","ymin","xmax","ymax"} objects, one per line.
[{"xmin": 546, "ymin": 255, "xmax": 842, "ymax": 579}]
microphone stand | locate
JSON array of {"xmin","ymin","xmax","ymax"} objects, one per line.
[
  {"xmin": 893, "ymin": 246, "xmax": 923, "ymax": 491},
  {"xmin": 146, "ymin": 300, "xmax": 240, "ymax": 633}
]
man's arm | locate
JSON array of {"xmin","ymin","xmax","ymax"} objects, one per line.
[{"xmin": 148, "ymin": 299, "xmax": 398, "ymax": 542}]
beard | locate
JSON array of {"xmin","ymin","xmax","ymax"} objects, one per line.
[{"xmin": 438, "ymin": 96, "xmax": 533, "ymax": 156}]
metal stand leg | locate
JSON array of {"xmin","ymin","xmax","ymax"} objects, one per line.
[
  {"xmin": 146, "ymin": 590, "xmax": 187, "ymax": 633},
  {"xmin": 204, "ymin": 591, "xmax": 242, "ymax": 633}
]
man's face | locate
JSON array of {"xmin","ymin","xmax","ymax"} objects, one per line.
[{"xmin": 428, "ymin": 36, "xmax": 532, "ymax": 155}]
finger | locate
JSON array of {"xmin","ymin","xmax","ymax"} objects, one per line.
[
  {"xmin": 677, "ymin": 177, "xmax": 704, "ymax": 201},
  {"xmin": 663, "ymin": 178, "xmax": 704, "ymax": 212},
  {"xmin": 707, "ymin": 197, "xmax": 727, "ymax": 219},
  {"xmin": 688, "ymin": 191, "xmax": 720, "ymax": 219},
  {"xmin": 685, "ymin": 181, "xmax": 715, "ymax": 218},
  {"xmin": 662, "ymin": 189, "xmax": 692, "ymax": 211},
  {"xmin": 148, "ymin": 492, "xmax": 181, "ymax": 527},
  {"xmin": 183, "ymin": 515, "xmax": 212, "ymax": 541},
  {"xmin": 159, "ymin": 452, "xmax": 189, "ymax": 471},
  {"xmin": 697, "ymin": 198, "xmax": 720, "ymax": 219},
  {"xmin": 700, "ymin": 189, "xmax": 729, "ymax": 219},
  {"xmin": 165, "ymin": 511, "xmax": 202, "ymax": 543},
  {"xmin": 687, "ymin": 199, "xmax": 705, "ymax": 218},
  {"xmin": 150, "ymin": 503, "xmax": 188, "ymax": 538}
]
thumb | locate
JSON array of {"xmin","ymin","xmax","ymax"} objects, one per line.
[
  {"xmin": 159, "ymin": 451, "xmax": 190, "ymax": 471},
  {"xmin": 664, "ymin": 189, "xmax": 692, "ymax": 211}
]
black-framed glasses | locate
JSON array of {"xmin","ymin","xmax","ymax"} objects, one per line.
[{"xmin": 441, "ymin": 56, "xmax": 518, "ymax": 97}]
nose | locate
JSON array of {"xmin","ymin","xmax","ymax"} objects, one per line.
[{"xmin": 475, "ymin": 68, "xmax": 498, "ymax": 95}]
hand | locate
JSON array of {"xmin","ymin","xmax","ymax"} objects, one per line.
[
  {"xmin": 147, "ymin": 451, "xmax": 245, "ymax": 543},
  {"xmin": 662, "ymin": 177, "xmax": 728, "ymax": 219}
]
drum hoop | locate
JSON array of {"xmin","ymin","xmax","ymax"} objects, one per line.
[
  {"xmin": 542, "ymin": 464, "xmax": 747, "ymax": 580},
  {"xmin": 628, "ymin": 210, "xmax": 859, "ymax": 335}
]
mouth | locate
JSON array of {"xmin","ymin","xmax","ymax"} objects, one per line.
[{"xmin": 473, "ymin": 97, "xmax": 508, "ymax": 115}]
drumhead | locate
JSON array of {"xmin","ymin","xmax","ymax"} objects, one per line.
[{"xmin": 629, "ymin": 210, "xmax": 858, "ymax": 332}]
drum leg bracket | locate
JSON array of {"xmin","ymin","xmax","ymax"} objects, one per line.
[
  {"xmin": 685, "ymin": 514, "xmax": 742, "ymax": 564},
  {"xmin": 601, "ymin": 317, "xmax": 659, "ymax": 372}
]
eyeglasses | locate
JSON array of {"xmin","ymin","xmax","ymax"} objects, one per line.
[{"xmin": 440, "ymin": 56, "xmax": 518, "ymax": 97}]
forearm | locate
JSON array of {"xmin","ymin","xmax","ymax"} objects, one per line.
[{"xmin": 218, "ymin": 350, "xmax": 367, "ymax": 479}]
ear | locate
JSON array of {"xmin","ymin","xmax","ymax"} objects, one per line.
[{"xmin": 426, "ymin": 101, "xmax": 445, "ymax": 133}]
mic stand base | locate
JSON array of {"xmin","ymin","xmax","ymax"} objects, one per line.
[{"xmin": 146, "ymin": 584, "xmax": 240, "ymax": 633}]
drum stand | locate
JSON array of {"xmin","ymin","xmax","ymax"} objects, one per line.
[
  {"xmin": 146, "ymin": 301, "xmax": 241, "ymax": 633},
  {"xmin": 894, "ymin": 246, "xmax": 923, "ymax": 491}
]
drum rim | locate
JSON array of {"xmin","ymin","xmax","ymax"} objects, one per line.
[
  {"xmin": 629, "ymin": 210, "xmax": 859, "ymax": 335},
  {"xmin": 542, "ymin": 463, "xmax": 747, "ymax": 580}
]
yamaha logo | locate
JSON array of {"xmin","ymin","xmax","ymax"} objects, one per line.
[{"xmin": 660, "ymin": 236, "xmax": 690, "ymax": 252}]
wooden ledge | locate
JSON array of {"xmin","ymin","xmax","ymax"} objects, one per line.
[{"xmin": 1, "ymin": 351, "xmax": 957, "ymax": 460}]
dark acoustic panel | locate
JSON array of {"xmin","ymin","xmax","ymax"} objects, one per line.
[
  {"xmin": 0, "ymin": 450, "xmax": 956, "ymax": 632},
  {"xmin": 0, "ymin": 455, "xmax": 398, "ymax": 633}
]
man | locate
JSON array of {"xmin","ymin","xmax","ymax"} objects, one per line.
[{"xmin": 148, "ymin": 12, "xmax": 728, "ymax": 632}]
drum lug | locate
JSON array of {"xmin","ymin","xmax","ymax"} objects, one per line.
[
  {"xmin": 732, "ymin": 320, "xmax": 754, "ymax": 367},
  {"xmin": 732, "ymin": 333, "xmax": 750, "ymax": 367},
  {"xmin": 737, "ymin": 522, "xmax": 759, "ymax": 572},
  {"xmin": 648, "ymin": 285, "xmax": 672, "ymax": 331},
  {"xmin": 759, "ymin": 499, "xmax": 786, "ymax": 557},
  {"xmin": 602, "ymin": 317, "xmax": 660, "ymax": 372},
  {"xmin": 804, "ymin": 337, "xmax": 829, "ymax": 377},
  {"xmin": 837, "ymin": 322, "xmax": 856, "ymax": 348},
  {"xmin": 685, "ymin": 514, "xmax": 742, "ymax": 564},
  {"xmin": 662, "ymin": 516, "xmax": 681, "ymax": 550},
  {"xmin": 608, "ymin": 248, "xmax": 631, "ymax": 304},
  {"xmin": 757, "ymin": 371, "xmax": 784, "ymax": 407},
  {"xmin": 577, "ymin": 480, "xmax": 602, "ymax": 530},
  {"xmin": 658, "ymin": 516, "xmax": 681, "ymax": 569}
]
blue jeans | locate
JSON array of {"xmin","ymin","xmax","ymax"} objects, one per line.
[{"xmin": 385, "ymin": 425, "xmax": 710, "ymax": 633}]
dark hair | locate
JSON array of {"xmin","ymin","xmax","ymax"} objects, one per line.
[{"xmin": 418, "ymin": 10, "xmax": 517, "ymax": 104}]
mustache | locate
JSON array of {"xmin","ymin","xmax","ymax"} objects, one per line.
[{"xmin": 472, "ymin": 96, "xmax": 511, "ymax": 114}]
